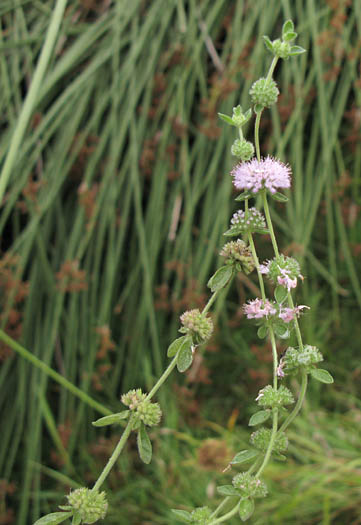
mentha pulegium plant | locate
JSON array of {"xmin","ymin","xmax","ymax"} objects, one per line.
[{"xmin": 34, "ymin": 20, "xmax": 334, "ymax": 525}]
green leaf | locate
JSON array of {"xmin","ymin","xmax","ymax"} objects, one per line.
[
  {"xmin": 239, "ymin": 498, "xmax": 255, "ymax": 521},
  {"xmin": 223, "ymin": 226, "xmax": 242, "ymax": 237},
  {"xmin": 282, "ymin": 20, "xmax": 294, "ymax": 36},
  {"xmin": 289, "ymin": 45, "xmax": 306, "ymax": 56},
  {"xmin": 257, "ymin": 325, "xmax": 268, "ymax": 339},
  {"xmin": 176, "ymin": 339, "xmax": 193, "ymax": 372},
  {"xmin": 310, "ymin": 368, "xmax": 334, "ymax": 384},
  {"xmin": 249, "ymin": 410, "xmax": 271, "ymax": 426},
  {"xmin": 235, "ymin": 191, "xmax": 252, "ymax": 201},
  {"xmin": 230, "ymin": 449, "xmax": 259, "ymax": 465},
  {"xmin": 263, "ymin": 35, "xmax": 274, "ymax": 53},
  {"xmin": 233, "ymin": 105, "xmax": 242, "ymax": 117},
  {"xmin": 273, "ymin": 451, "xmax": 287, "ymax": 461},
  {"xmin": 207, "ymin": 265, "xmax": 233, "ymax": 292},
  {"xmin": 243, "ymin": 108, "xmax": 252, "ymax": 123},
  {"xmin": 217, "ymin": 485, "xmax": 239, "ymax": 496},
  {"xmin": 92, "ymin": 410, "xmax": 129, "ymax": 427},
  {"xmin": 171, "ymin": 509, "xmax": 192, "ymax": 522},
  {"xmin": 273, "ymin": 322, "xmax": 290, "ymax": 339},
  {"xmin": 274, "ymin": 285, "xmax": 287, "ymax": 303},
  {"xmin": 137, "ymin": 422, "xmax": 152, "ymax": 464},
  {"xmin": 254, "ymin": 227, "xmax": 269, "ymax": 235},
  {"xmin": 218, "ymin": 112, "xmax": 236, "ymax": 126},
  {"xmin": 283, "ymin": 31, "xmax": 297, "ymax": 42},
  {"xmin": 167, "ymin": 335, "xmax": 189, "ymax": 358},
  {"xmin": 33, "ymin": 513, "xmax": 73, "ymax": 525},
  {"xmin": 270, "ymin": 191, "xmax": 288, "ymax": 202},
  {"xmin": 72, "ymin": 514, "xmax": 81, "ymax": 525}
]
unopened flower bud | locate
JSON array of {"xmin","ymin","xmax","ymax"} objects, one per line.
[
  {"xmin": 272, "ymin": 38, "xmax": 292, "ymax": 59},
  {"xmin": 250, "ymin": 427, "xmax": 288, "ymax": 453},
  {"xmin": 220, "ymin": 240, "xmax": 255, "ymax": 274},
  {"xmin": 179, "ymin": 309, "xmax": 213, "ymax": 344},
  {"xmin": 67, "ymin": 488, "xmax": 107, "ymax": 524},
  {"xmin": 121, "ymin": 388, "xmax": 146, "ymax": 410},
  {"xmin": 256, "ymin": 385, "xmax": 294, "ymax": 408},
  {"xmin": 250, "ymin": 78, "xmax": 279, "ymax": 108},
  {"xmin": 231, "ymin": 139, "xmax": 255, "ymax": 161},
  {"xmin": 229, "ymin": 208, "xmax": 267, "ymax": 234},
  {"xmin": 232, "ymin": 472, "xmax": 268, "ymax": 499},
  {"xmin": 136, "ymin": 400, "xmax": 162, "ymax": 427},
  {"xmin": 190, "ymin": 506, "xmax": 212, "ymax": 524}
]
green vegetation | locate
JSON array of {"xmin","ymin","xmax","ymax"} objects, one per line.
[{"xmin": 0, "ymin": 1, "xmax": 360, "ymax": 523}]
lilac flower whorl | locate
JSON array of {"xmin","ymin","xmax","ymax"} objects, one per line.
[{"xmin": 232, "ymin": 156, "xmax": 291, "ymax": 195}]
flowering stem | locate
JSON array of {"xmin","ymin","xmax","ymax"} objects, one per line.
[
  {"xmin": 202, "ymin": 288, "xmax": 220, "ymax": 315},
  {"xmin": 92, "ymin": 417, "xmax": 134, "ymax": 492},
  {"xmin": 255, "ymin": 329, "xmax": 279, "ymax": 478},
  {"xmin": 209, "ymin": 501, "xmax": 240, "ymax": 524},
  {"xmin": 254, "ymin": 110, "xmax": 263, "ymax": 161},
  {"xmin": 266, "ymin": 56, "xmax": 279, "ymax": 83},
  {"xmin": 210, "ymin": 497, "xmax": 230, "ymax": 519},
  {"xmin": 287, "ymin": 292, "xmax": 304, "ymax": 350},
  {"xmin": 262, "ymin": 192, "xmax": 279, "ymax": 257},
  {"xmin": 145, "ymin": 355, "xmax": 178, "ymax": 401},
  {"xmin": 279, "ymin": 370, "xmax": 308, "ymax": 432},
  {"xmin": 247, "ymin": 233, "xmax": 266, "ymax": 300}
]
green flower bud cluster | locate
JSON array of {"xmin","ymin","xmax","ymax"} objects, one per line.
[
  {"xmin": 121, "ymin": 389, "xmax": 162, "ymax": 428},
  {"xmin": 220, "ymin": 240, "xmax": 255, "ymax": 274},
  {"xmin": 179, "ymin": 309, "xmax": 213, "ymax": 344},
  {"xmin": 280, "ymin": 345, "xmax": 323, "ymax": 376},
  {"xmin": 190, "ymin": 506, "xmax": 212, "ymax": 524},
  {"xmin": 231, "ymin": 139, "xmax": 255, "ymax": 161},
  {"xmin": 256, "ymin": 385, "xmax": 294, "ymax": 408},
  {"xmin": 250, "ymin": 428, "xmax": 288, "ymax": 453},
  {"xmin": 227, "ymin": 208, "xmax": 267, "ymax": 236},
  {"xmin": 62, "ymin": 488, "xmax": 107, "ymax": 524},
  {"xmin": 263, "ymin": 20, "xmax": 306, "ymax": 60},
  {"xmin": 232, "ymin": 472, "xmax": 268, "ymax": 499},
  {"xmin": 250, "ymin": 78, "xmax": 279, "ymax": 109}
]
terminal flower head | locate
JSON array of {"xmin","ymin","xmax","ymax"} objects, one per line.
[{"xmin": 232, "ymin": 156, "xmax": 291, "ymax": 195}]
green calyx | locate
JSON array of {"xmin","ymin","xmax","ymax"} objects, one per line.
[
  {"xmin": 256, "ymin": 385, "xmax": 294, "ymax": 408},
  {"xmin": 250, "ymin": 427, "xmax": 288, "ymax": 453},
  {"xmin": 179, "ymin": 309, "xmax": 213, "ymax": 344},
  {"xmin": 121, "ymin": 389, "xmax": 162, "ymax": 428},
  {"xmin": 232, "ymin": 472, "xmax": 268, "ymax": 499},
  {"xmin": 250, "ymin": 78, "xmax": 279, "ymax": 109},
  {"xmin": 63, "ymin": 488, "xmax": 107, "ymax": 524},
  {"xmin": 220, "ymin": 240, "xmax": 255, "ymax": 274}
]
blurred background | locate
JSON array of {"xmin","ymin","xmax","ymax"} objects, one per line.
[{"xmin": 0, "ymin": 0, "xmax": 361, "ymax": 523}]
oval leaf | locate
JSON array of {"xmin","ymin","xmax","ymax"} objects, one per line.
[
  {"xmin": 273, "ymin": 451, "xmax": 287, "ymax": 461},
  {"xmin": 33, "ymin": 513, "xmax": 73, "ymax": 525},
  {"xmin": 207, "ymin": 266, "xmax": 233, "ymax": 293},
  {"xmin": 273, "ymin": 321, "xmax": 290, "ymax": 339},
  {"xmin": 263, "ymin": 35, "xmax": 274, "ymax": 53},
  {"xmin": 274, "ymin": 285, "xmax": 287, "ymax": 304},
  {"xmin": 282, "ymin": 19, "xmax": 294, "ymax": 36},
  {"xmin": 72, "ymin": 514, "xmax": 81, "ymax": 525},
  {"xmin": 283, "ymin": 31, "xmax": 297, "ymax": 42},
  {"xmin": 176, "ymin": 340, "xmax": 193, "ymax": 373},
  {"xmin": 270, "ymin": 191, "xmax": 288, "ymax": 202},
  {"xmin": 239, "ymin": 498, "xmax": 255, "ymax": 522},
  {"xmin": 217, "ymin": 485, "xmax": 239, "ymax": 496},
  {"xmin": 223, "ymin": 226, "xmax": 242, "ymax": 237},
  {"xmin": 235, "ymin": 191, "xmax": 252, "ymax": 202},
  {"xmin": 249, "ymin": 410, "xmax": 270, "ymax": 427},
  {"xmin": 231, "ymin": 449, "xmax": 259, "ymax": 465},
  {"xmin": 171, "ymin": 509, "xmax": 192, "ymax": 522},
  {"xmin": 92, "ymin": 410, "xmax": 129, "ymax": 427},
  {"xmin": 167, "ymin": 335, "xmax": 188, "ymax": 358},
  {"xmin": 257, "ymin": 325, "xmax": 268, "ymax": 339},
  {"xmin": 218, "ymin": 113, "xmax": 236, "ymax": 126},
  {"xmin": 289, "ymin": 45, "xmax": 306, "ymax": 56},
  {"xmin": 137, "ymin": 422, "xmax": 152, "ymax": 464},
  {"xmin": 310, "ymin": 368, "xmax": 334, "ymax": 384}
]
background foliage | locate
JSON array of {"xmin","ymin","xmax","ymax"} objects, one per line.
[{"xmin": 0, "ymin": 0, "xmax": 360, "ymax": 523}]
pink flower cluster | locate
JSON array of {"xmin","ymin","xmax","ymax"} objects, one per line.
[
  {"xmin": 232, "ymin": 156, "xmax": 291, "ymax": 195},
  {"xmin": 243, "ymin": 299, "xmax": 309, "ymax": 323}
]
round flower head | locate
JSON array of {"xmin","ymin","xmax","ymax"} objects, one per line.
[
  {"xmin": 261, "ymin": 255, "xmax": 303, "ymax": 290},
  {"xmin": 228, "ymin": 208, "xmax": 267, "ymax": 235},
  {"xmin": 243, "ymin": 298, "xmax": 277, "ymax": 319},
  {"xmin": 179, "ymin": 309, "xmax": 213, "ymax": 344},
  {"xmin": 190, "ymin": 506, "xmax": 212, "ymax": 524},
  {"xmin": 220, "ymin": 240, "xmax": 255, "ymax": 274},
  {"xmin": 232, "ymin": 156, "xmax": 291, "ymax": 195},
  {"xmin": 231, "ymin": 139, "xmax": 255, "ymax": 161},
  {"xmin": 250, "ymin": 427, "xmax": 288, "ymax": 453},
  {"xmin": 232, "ymin": 472, "xmax": 268, "ymax": 499},
  {"xmin": 280, "ymin": 345, "xmax": 323, "ymax": 376},
  {"xmin": 250, "ymin": 77, "xmax": 279, "ymax": 107},
  {"xmin": 66, "ymin": 488, "xmax": 107, "ymax": 524}
]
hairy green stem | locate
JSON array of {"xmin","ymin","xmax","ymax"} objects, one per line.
[
  {"xmin": 202, "ymin": 289, "xmax": 220, "ymax": 315},
  {"xmin": 210, "ymin": 501, "xmax": 240, "ymax": 524},
  {"xmin": 0, "ymin": 329, "xmax": 111, "ymax": 416},
  {"xmin": 145, "ymin": 355, "xmax": 178, "ymax": 401},
  {"xmin": 210, "ymin": 497, "xmax": 230, "ymax": 519},
  {"xmin": 262, "ymin": 192, "xmax": 279, "ymax": 257},
  {"xmin": 247, "ymin": 233, "xmax": 266, "ymax": 300},
  {"xmin": 92, "ymin": 417, "xmax": 134, "ymax": 492},
  {"xmin": 0, "ymin": 0, "xmax": 68, "ymax": 204},
  {"xmin": 266, "ymin": 56, "xmax": 279, "ymax": 83},
  {"xmin": 279, "ymin": 370, "xmax": 308, "ymax": 432},
  {"xmin": 254, "ymin": 110, "xmax": 263, "ymax": 161}
]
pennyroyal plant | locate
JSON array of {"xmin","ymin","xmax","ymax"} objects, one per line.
[{"xmin": 34, "ymin": 19, "xmax": 333, "ymax": 525}]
